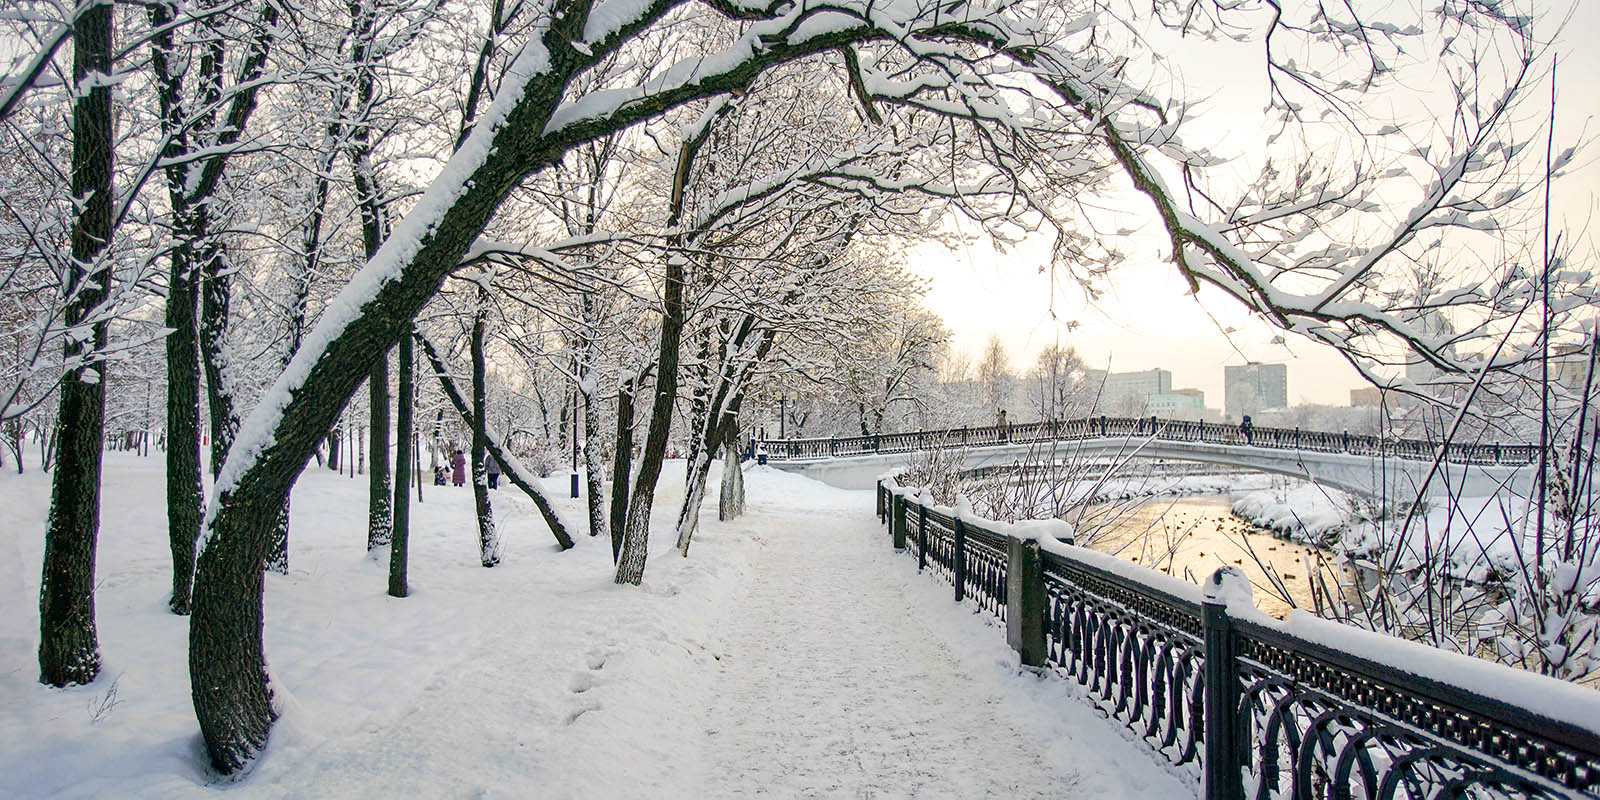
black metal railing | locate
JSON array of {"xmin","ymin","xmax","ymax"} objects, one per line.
[
  {"xmin": 877, "ymin": 479, "xmax": 1600, "ymax": 800},
  {"xmin": 769, "ymin": 416, "xmax": 1541, "ymax": 466}
]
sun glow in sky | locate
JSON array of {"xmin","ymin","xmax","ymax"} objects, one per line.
[{"xmin": 912, "ymin": 0, "xmax": 1600, "ymax": 411}]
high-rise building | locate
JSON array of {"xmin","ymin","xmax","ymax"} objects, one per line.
[{"xmin": 1224, "ymin": 363, "xmax": 1287, "ymax": 421}]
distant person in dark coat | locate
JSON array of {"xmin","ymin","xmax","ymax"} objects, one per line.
[
  {"xmin": 1239, "ymin": 415, "xmax": 1254, "ymax": 445},
  {"xmin": 484, "ymin": 452, "xmax": 501, "ymax": 489},
  {"xmin": 451, "ymin": 449, "xmax": 466, "ymax": 486}
]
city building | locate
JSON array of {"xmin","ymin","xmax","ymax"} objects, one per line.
[
  {"xmin": 1553, "ymin": 343, "xmax": 1593, "ymax": 392},
  {"xmin": 1224, "ymin": 363, "xmax": 1287, "ymax": 421},
  {"xmin": 1098, "ymin": 368, "xmax": 1171, "ymax": 415},
  {"xmin": 1145, "ymin": 391, "xmax": 1206, "ymax": 421},
  {"xmin": 1350, "ymin": 387, "xmax": 1383, "ymax": 407}
]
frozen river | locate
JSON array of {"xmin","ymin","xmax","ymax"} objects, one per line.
[{"xmin": 1076, "ymin": 494, "xmax": 1348, "ymax": 618}]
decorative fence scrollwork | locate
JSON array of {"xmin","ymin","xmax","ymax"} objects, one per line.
[
  {"xmin": 876, "ymin": 480, "xmax": 1600, "ymax": 800},
  {"xmin": 770, "ymin": 416, "xmax": 1540, "ymax": 467}
]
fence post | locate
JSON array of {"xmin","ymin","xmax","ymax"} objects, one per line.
[
  {"xmin": 1005, "ymin": 534, "xmax": 1046, "ymax": 667},
  {"xmin": 917, "ymin": 505, "xmax": 928, "ymax": 571},
  {"xmin": 1202, "ymin": 567, "xmax": 1249, "ymax": 800},
  {"xmin": 876, "ymin": 482, "xmax": 885, "ymax": 522},
  {"xmin": 892, "ymin": 494, "xmax": 907, "ymax": 551},
  {"xmin": 953, "ymin": 517, "xmax": 967, "ymax": 602}
]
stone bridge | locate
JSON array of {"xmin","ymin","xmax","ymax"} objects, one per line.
[{"xmin": 758, "ymin": 416, "xmax": 1539, "ymax": 499}]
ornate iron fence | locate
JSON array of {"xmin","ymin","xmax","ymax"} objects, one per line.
[
  {"xmin": 769, "ymin": 416, "xmax": 1541, "ymax": 466},
  {"xmin": 876, "ymin": 480, "xmax": 1600, "ymax": 800}
]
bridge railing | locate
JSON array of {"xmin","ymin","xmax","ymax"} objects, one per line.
[
  {"xmin": 876, "ymin": 479, "xmax": 1600, "ymax": 800},
  {"xmin": 764, "ymin": 416, "xmax": 1541, "ymax": 467}
]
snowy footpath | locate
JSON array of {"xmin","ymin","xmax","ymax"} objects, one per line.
[{"xmin": 1, "ymin": 451, "xmax": 1187, "ymax": 798}]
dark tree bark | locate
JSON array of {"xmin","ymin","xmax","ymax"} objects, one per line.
[
  {"xmin": 349, "ymin": 0, "xmax": 392, "ymax": 554},
  {"xmin": 199, "ymin": 243, "xmax": 239, "ymax": 477},
  {"xmin": 367, "ymin": 354, "xmax": 392, "ymax": 551},
  {"xmin": 39, "ymin": 0, "xmax": 112, "ymax": 686},
  {"xmin": 327, "ymin": 428, "xmax": 340, "ymax": 472},
  {"xmin": 389, "ymin": 329, "xmax": 412, "ymax": 596},
  {"xmin": 608, "ymin": 375, "xmax": 636, "ymax": 562},
  {"xmin": 149, "ymin": 0, "xmax": 203, "ymax": 615},
  {"xmin": 470, "ymin": 298, "xmax": 498, "ymax": 566},
  {"xmin": 163, "ymin": 254, "xmax": 202, "ymax": 607},
  {"xmin": 616, "ymin": 251, "xmax": 683, "ymax": 585}
]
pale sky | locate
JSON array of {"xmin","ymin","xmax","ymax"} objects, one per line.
[{"xmin": 913, "ymin": 0, "xmax": 1600, "ymax": 411}]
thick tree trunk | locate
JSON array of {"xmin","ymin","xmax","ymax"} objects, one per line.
[
  {"xmin": 390, "ymin": 330, "xmax": 412, "ymax": 596},
  {"xmin": 327, "ymin": 427, "xmax": 340, "ymax": 472},
  {"xmin": 164, "ymin": 248, "xmax": 203, "ymax": 610},
  {"xmin": 608, "ymin": 378, "xmax": 635, "ymax": 562},
  {"xmin": 470, "ymin": 302, "xmax": 498, "ymax": 566},
  {"xmin": 39, "ymin": 1, "xmax": 112, "ymax": 686}
]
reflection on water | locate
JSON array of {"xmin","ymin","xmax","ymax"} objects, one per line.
[{"xmin": 1073, "ymin": 495, "xmax": 1350, "ymax": 619}]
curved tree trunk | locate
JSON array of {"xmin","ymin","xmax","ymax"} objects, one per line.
[{"xmin": 39, "ymin": 0, "xmax": 112, "ymax": 685}]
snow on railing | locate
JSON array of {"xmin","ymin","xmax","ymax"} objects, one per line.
[
  {"xmin": 876, "ymin": 477, "xmax": 1600, "ymax": 800},
  {"xmin": 765, "ymin": 416, "xmax": 1540, "ymax": 467}
]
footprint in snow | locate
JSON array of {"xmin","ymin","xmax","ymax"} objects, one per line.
[{"xmin": 568, "ymin": 671, "xmax": 595, "ymax": 694}]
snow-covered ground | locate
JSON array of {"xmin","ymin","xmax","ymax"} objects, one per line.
[
  {"xmin": 1, "ymin": 449, "xmax": 1187, "ymax": 797},
  {"xmin": 1229, "ymin": 477, "xmax": 1578, "ymax": 586},
  {"xmin": 1230, "ymin": 481, "xmax": 1353, "ymax": 544}
]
